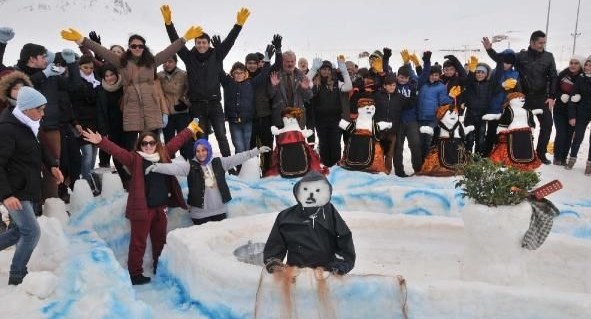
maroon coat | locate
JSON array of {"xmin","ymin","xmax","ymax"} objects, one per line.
[{"xmin": 98, "ymin": 128, "xmax": 192, "ymax": 220}]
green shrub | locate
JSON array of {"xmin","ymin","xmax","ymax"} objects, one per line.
[{"xmin": 455, "ymin": 155, "xmax": 540, "ymax": 206}]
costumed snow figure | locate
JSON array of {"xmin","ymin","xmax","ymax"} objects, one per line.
[
  {"xmin": 339, "ymin": 97, "xmax": 392, "ymax": 173},
  {"xmin": 417, "ymin": 104, "xmax": 474, "ymax": 176},
  {"xmin": 483, "ymin": 92, "xmax": 542, "ymax": 170},
  {"xmin": 263, "ymin": 171, "xmax": 356, "ymax": 275},
  {"xmin": 265, "ymin": 107, "xmax": 326, "ymax": 178}
]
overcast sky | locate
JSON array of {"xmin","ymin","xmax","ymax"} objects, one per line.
[{"xmin": 1, "ymin": 0, "xmax": 589, "ymax": 70}]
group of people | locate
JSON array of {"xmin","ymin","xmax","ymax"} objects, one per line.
[{"xmin": 0, "ymin": 3, "xmax": 590, "ymax": 286}]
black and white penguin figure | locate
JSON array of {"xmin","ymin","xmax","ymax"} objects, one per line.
[{"xmin": 263, "ymin": 171, "xmax": 356, "ymax": 275}]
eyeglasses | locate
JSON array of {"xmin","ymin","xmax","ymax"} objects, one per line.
[
  {"xmin": 140, "ymin": 140, "xmax": 157, "ymax": 147},
  {"xmin": 130, "ymin": 44, "xmax": 145, "ymax": 50}
]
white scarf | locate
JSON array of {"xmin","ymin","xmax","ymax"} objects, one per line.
[
  {"xmin": 136, "ymin": 151, "xmax": 161, "ymax": 162},
  {"xmin": 12, "ymin": 106, "xmax": 40, "ymax": 137},
  {"xmin": 80, "ymin": 70, "xmax": 101, "ymax": 88}
]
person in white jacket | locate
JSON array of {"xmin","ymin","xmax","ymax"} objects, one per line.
[{"xmin": 145, "ymin": 139, "xmax": 270, "ymax": 225}]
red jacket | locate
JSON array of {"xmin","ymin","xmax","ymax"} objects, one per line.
[{"xmin": 98, "ymin": 129, "xmax": 191, "ymax": 220}]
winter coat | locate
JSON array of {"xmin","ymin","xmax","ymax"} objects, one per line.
[
  {"xmin": 269, "ymin": 69, "xmax": 313, "ymax": 126},
  {"xmin": 514, "ymin": 47, "xmax": 558, "ymax": 97},
  {"xmin": 553, "ymin": 68, "xmax": 580, "ymax": 115},
  {"xmin": 568, "ymin": 74, "xmax": 591, "ymax": 120},
  {"xmin": 96, "ymin": 77, "xmax": 124, "ymax": 136},
  {"xmin": 263, "ymin": 202, "xmax": 356, "ymax": 273},
  {"xmin": 157, "ymin": 67, "xmax": 190, "ymax": 114},
  {"xmin": 14, "ymin": 62, "xmax": 78, "ymax": 130},
  {"xmin": 69, "ymin": 71, "xmax": 99, "ymax": 132},
  {"xmin": 0, "ymin": 70, "xmax": 32, "ymax": 113},
  {"xmin": 220, "ymin": 64, "xmax": 271, "ymax": 122},
  {"xmin": 166, "ymin": 23, "xmax": 242, "ymax": 102},
  {"xmin": 81, "ymin": 37, "xmax": 186, "ymax": 132},
  {"xmin": 96, "ymin": 128, "xmax": 192, "ymax": 220},
  {"xmin": 0, "ymin": 110, "xmax": 58, "ymax": 202},
  {"xmin": 373, "ymin": 90, "xmax": 412, "ymax": 132},
  {"xmin": 417, "ymin": 61, "xmax": 452, "ymax": 122}
]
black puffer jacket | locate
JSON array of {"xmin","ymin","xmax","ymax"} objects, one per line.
[
  {"xmin": 0, "ymin": 110, "xmax": 58, "ymax": 202},
  {"xmin": 568, "ymin": 74, "xmax": 591, "ymax": 120},
  {"xmin": 515, "ymin": 47, "xmax": 557, "ymax": 97},
  {"xmin": 373, "ymin": 90, "xmax": 412, "ymax": 133}
]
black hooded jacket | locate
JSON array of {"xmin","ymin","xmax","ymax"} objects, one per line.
[{"xmin": 263, "ymin": 172, "xmax": 356, "ymax": 274}]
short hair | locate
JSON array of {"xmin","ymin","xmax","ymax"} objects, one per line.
[
  {"xmin": 78, "ymin": 55, "xmax": 94, "ymax": 66},
  {"xmin": 530, "ymin": 30, "xmax": 546, "ymax": 42},
  {"xmin": 283, "ymin": 50, "xmax": 296, "ymax": 60}
]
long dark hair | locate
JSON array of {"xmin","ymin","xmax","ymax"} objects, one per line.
[
  {"xmin": 121, "ymin": 34, "xmax": 155, "ymax": 68},
  {"xmin": 135, "ymin": 131, "xmax": 167, "ymax": 159}
]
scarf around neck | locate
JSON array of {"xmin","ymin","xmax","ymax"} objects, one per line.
[
  {"xmin": 101, "ymin": 76, "xmax": 123, "ymax": 93},
  {"xmin": 12, "ymin": 106, "xmax": 40, "ymax": 137},
  {"xmin": 80, "ymin": 70, "xmax": 101, "ymax": 88},
  {"xmin": 136, "ymin": 151, "xmax": 161, "ymax": 162}
]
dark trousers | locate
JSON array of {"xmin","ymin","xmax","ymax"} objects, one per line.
[
  {"xmin": 250, "ymin": 115, "xmax": 273, "ymax": 174},
  {"xmin": 418, "ymin": 120, "xmax": 436, "ymax": 162},
  {"xmin": 553, "ymin": 108, "xmax": 575, "ymax": 162},
  {"xmin": 163, "ymin": 112, "xmax": 193, "ymax": 160},
  {"xmin": 190, "ymin": 100, "xmax": 231, "ymax": 157},
  {"xmin": 59, "ymin": 125, "xmax": 82, "ymax": 191},
  {"xmin": 483, "ymin": 120, "xmax": 499, "ymax": 157},
  {"xmin": 305, "ymin": 103, "xmax": 315, "ymax": 143},
  {"xmin": 316, "ymin": 119, "xmax": 342, "ymax": 167},
  {"xmin": 128, "ymin": 206, "xmax": 167, "ymax": 276},
  {"xmin": 108, "ymin": 128, "xmax": 131, "ymax": 189},
  {"xmin": 192, "ymin": 213, "xmax": 226, "ymax": 225},
  {"xmin": 526, "ymin": 94, "xmax": 553, "ymax": 156},
  {"xmin": 569, "ymin": 113, "xmax": 591, "ymax": 161},
  {"xmin": 380, "ymin": 130, "xmax": 397, "ymax": 173},
  {"xmin": 394, "ymin": 121, "xmax": 423, "ymax": 174},
  {"xmin": 465, "ymin": 118, "xmax": 487, "ymax": 156},
  {"xmin": 98, "ymin": 150, "xmax": 111, "ymax": 167}
]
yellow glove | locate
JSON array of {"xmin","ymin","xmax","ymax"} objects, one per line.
[
  {"xmin": 468, "ymin": 56, "xmax": 478, "ymax": 72},
  {"xmin": 337, "ymin": 54, "xmax": 345, "ymax": 62},
  {"xmin": 183, "ymin": 26, "xmax": 204, "ymax": 42},
  {"xmin": 188, "ymin": 119, "xmax": 204, "ymax": 139},
  {"xmin": 160, "ymin": 5, "xmax": 172, "ymax": 25},
  {"xmin": 502, "ymin": 78, "xmax": 517, "ymax": 90},
  {"xmin": 400, "ymin": 49, "xmax": 410, "ymax": 64},
  {"xmin": 449, "ymin": 85, "xmax": 462, "ymax": 99},
  {"xmin": 61, "ymin": 28, "xmax": 83, "ymax": 42},
  {"xmin": 236, "ymin": 7, "xmax": 250, "ymax": 26},
  {"xmin": 409, "ymin": 53, "xmax": 421, "ymax": 67},
  {"xmin": 370, "ymin": 57, "xmax": 383, "ymax": 74}
]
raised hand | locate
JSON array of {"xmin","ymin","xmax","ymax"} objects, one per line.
[
  {"xmin": 409, "ymin": 53, "xmax": 421, "ymax": 67},
  {"xmin": 265, "ymin": 44, "xmax": 275, "ymax": 61},
  {"xmin": 61, "ymin": 28, "xmax": 83, "ymax": 44},
  {"xmin": 449, "ymin": 85, "xmax": 462, "ymax": 99},
  {"xmin": 0, "ymin": 27, "xmax": 15, "ymax": 44},
  {"xmin": 236, "ymin": 7, "xmax": 250, "ymax": 26},
  {"xmin": 271, "ymin": 34, "xmax": 282, "ymax": 51},
  {"xmin": 88, "ymin": 31, "xmax": 101, "ymax": 44},
  {"xmin": 422, "ymin": 51, "xmax": 432, "ymax": 62},
  {"xmin": 400, "ymin": 49, "xmax": 410, "ymax": 64},
  {"xmin": 42, "ymin": 63, "xmax": 65, "ymax": 78},
  {"xmin": 270, "ymin": 71, "xmax": 280, "ymax": 87},
  {"xmin": 160, "ymin": 5, "xmax": 172, "ymax": 25},
  {"xmin": 183, "ymin": 26, "xmax": 204, "ymax": 42},
  {"xmin": 382, "ymin": 47, "xmax": 392, "ymax": 60},
  {"xmin": 468, "ymin": 56, "xmax": 478, "ymax": 72},
  {"xmin": 481, "ymin": 37, "xmax": 492, "ymax": 50},
  {"xmin": 311, "ymin": 57, "xmax": 322, "ymax": 71},
  {"xmin": 210, "ymin": 35, "xmax": 221, "ymax": 48},
  {"xmin": 81, "ymin": 128, "xmax": 103, "ymax": 144},
  {"xmin": 187, "ymin": 118, "xmax": 204, "ymax": 135}
]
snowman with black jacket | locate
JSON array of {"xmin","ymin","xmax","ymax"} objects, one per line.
[{"xmin": 263, "ymin": 171, "xmax": 355, "ymax": 275}]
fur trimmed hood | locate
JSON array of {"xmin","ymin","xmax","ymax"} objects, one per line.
[{"xmin": 0, "ymin": 71, "xmax": 33, "ymax": 103}]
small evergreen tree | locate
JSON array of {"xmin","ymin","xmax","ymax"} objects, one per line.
[{"xmin": 455, "ymin": 155, "xmax": 540, "ymax": 206}]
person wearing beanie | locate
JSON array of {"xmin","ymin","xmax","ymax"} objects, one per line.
[
  {"xmin": 0, "ymin": 86, "xmax": 63, "ymax": 286},
  {"xmin": 462, "ymin": 59, "xmax": 499, "ymax": 156},
  {"xmin": 221, "ymin": 38, "xmax": 277, "ymax": 171},
  {"xmin": 144, "ymin": 138, "xmax": 271, "ymax": 225},
  {"xmin": 483, "ymin": 31, "xmax": 557, "ymax": 164},
  {"xmin": 417, "ymin": 50, "xmax": 452, "ymax": 160},
  {"xmin": 307, "ymin": 55, "xmax": 353, "ymax": 167},
  {"xmin": 160, "ymin": 5, "xmax": 250, "ymax": 159},
  {"xmin": 565, "ymin": 56, "xmax": 591, "ymax": 174},
  {"xmin": 548, "ymin": 55, "xmax": 584, "ymax": 166},
  {"xmin": 81, "ymin": 119, "xmax": 202, "ymax": 285},
  {"xmin": 245, "ymin": 52, "xmax": 260, "ymax": 75}
]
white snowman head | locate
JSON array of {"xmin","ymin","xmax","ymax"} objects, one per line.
[
  {"xmin": 281, "ymin": 107, "xmax": 304, "ymax": 130},
  {"xmin": 356, "ymin": 98, "xmax": 376, "ymax": 120},
  {"xmin": 436, "ymin": 105, "xmax": 459, "ymax": 128},
  {"xmin": 507, "ymin": 92, "xmax": 526, "ymax": 109},
  {"xmin": 293, "ymin": 171, "xmax": 332, "ymax": 208}
]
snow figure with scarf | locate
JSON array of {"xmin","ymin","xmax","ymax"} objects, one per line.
[
  {"xmin": 265, "ymin": 107, "xmax": 326, "ymax": 178},
  {"xmin": 339, "ymin": 97, "xmax": 392, "ymax": 173},
  {"xmin": 145, "ymin": 139, "xmax": 271, "ymax": 225},
  {"xmin": 483, "ymin": 92, "xmax": 542, "ymax": 170},
  {"xmin": 417, "ymin": 103, "xmax": 474, "ymax": 176},
  {"xmin": 263, "ymin": 171, "xmax": 355, "ymax": 275}
]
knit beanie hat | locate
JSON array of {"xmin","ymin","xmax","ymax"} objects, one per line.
[
  {"xmin": 19, "ymin": 43, "xmax": 47, "ymax": 64},
  {"xmin": 245, "ymin": 53, "xmax": 260, "ymax": 63},
  {"xmin": 320, "ymin": 60, "xmax": 333, "ymax": 70},
  {"xmin": 16, "ymin": 86, "xmax": 47, "ymax": 111},
  {"xmin": 397, "ymin": 66, "xmax": 410, "ymax": 77},
  {"xmin": 501, "ymin": 49, "xmax": 516, "ymax": 65},
  {"xmin": 570, "ymin": 55, "xmax": 586, "ymax": 66},
  {"xmin": 475, "ymin": 63, "xmax": 491, "ymax": 75}
]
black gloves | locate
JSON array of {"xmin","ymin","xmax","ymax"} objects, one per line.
[
  {"xmin": 422, "ymin": 51, "xmax": 432, "ymax": 62},
  {"xmin": 211, "ymin": 35, "xmax": 221, "ymax": 49},
  {"xmin": 265, "ymin": 44, "xmax": 275, "ymax": 60},
  {"xmin": 89, "ymin": 31, "xmax": 101, "ymax": 44},
  {"xmin": 271, "ymin": 34, "xmax": 282, "ymax": 52},
  {"xmin": 383, "ymin": 47, "xmax": 392, "ymax": 60}
]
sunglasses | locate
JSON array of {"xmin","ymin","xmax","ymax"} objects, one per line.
[
  {"xmin": 130, "ymin": 44, "xmax": 145, "ymax": 50},
  {"xmin": 141, "ymin": 140, "xmax": 157, "ymax": 147}
]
